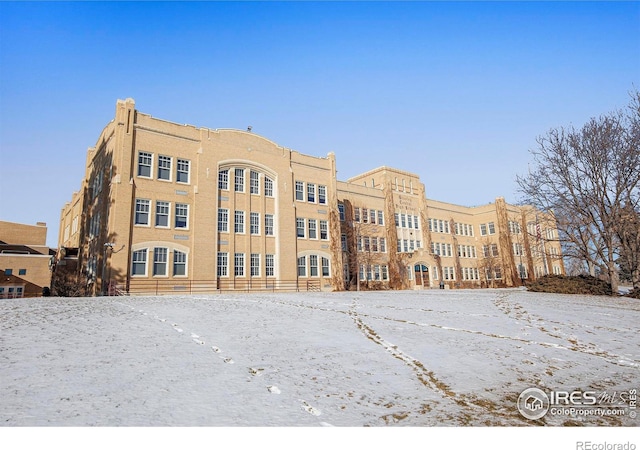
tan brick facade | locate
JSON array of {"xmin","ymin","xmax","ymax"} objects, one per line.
[
  {"xmin": 1, "ymin": 221, "xmax": 53, "ymax": 298},
  {"xmin": 58, "ymin": 99, "xmax": 563, "ymax": 295}
]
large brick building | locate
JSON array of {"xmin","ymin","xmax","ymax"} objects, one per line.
[{"xmin": 57, "ymin": 99, "xmax": 564, "ymax": 295}]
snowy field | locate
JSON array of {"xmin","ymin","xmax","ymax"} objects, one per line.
[{"xmin": 1, "ymin": 288, "xmax": 638, "ymax": 430}]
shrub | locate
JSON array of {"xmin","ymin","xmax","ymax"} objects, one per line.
[{"xmin": 527, "ymin": 274, "xmax": 613, "ymax": 296}]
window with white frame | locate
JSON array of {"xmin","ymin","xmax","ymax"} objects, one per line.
[
  {"xmin": 322, "ymin": 257, "xmax": 330, "ymax": 277},
  {"xmin": 295, "ymin": 181, "xmax": 304, "ymax": 201},
  {"xmin": 320, "ymin": 220, "xmax": 328, "ymax": 240},
  {"xmin": 234, "ymin": 253, "xmax": 245, "ymax": 277},
  {"xmin": 234, "ymin": 210, "xmax": 245, "ymax": 233},
  {"xmin": 218, "ymin": 169, "xmax": 229, "ymax": 190},
  {"xmin": 363, "ymin": 209, "xmax": 369, "ymax": 223},
  {"xmin": 176, "ymin": 159, "xmax": 190, "ymax": 183},
  {"xmin": 135, "ymin": 199, "xmax": 150, "ymax": 225},
  {"xmin": 265, "ymin": 214, "xmax": 274, "ymax": 236},
  {"xmin": 308, "ymin": 219, "xmax": 317, "ymax": 239},
  {"xmin": 175, "ymin": 203, "xmax": 188, "ymax": 229},
  {"xmin": 158, "ymin": 155, "xmax": 171, "ymax": 180},
  {"xmin": 370, "ymin": 209, "xmax": 376, "ymax": 224},
  {"xmin": 156, "ymin": 201, "xmax": 170, "ymax": 227},
  {"xmin": 309, "ymin": 255, "xmax": 318, "ymax": 277},
  {"xmin": 338, "ymin": 204, "xmax": 345, "ymax": 221},
  {"xmin": 234, "ymin": 168, "xmax": 244, "ymax": 192},
  {"xmin": 318, "ymin": 185, "xmax": 327, "ymax": 204},
  {"xmin": 132, "ymin": 249, "xmax": 147, "ymax": 275},
  {"xmin": 378, "ymin": 211, "xmax": 384, "ymax": 225},
  {"xmin": 173, "ymin": 250, "xmax": 187, "ymax": 276},
  {"xmin": 296, "ymin": 218, "xmax": 305, "ymax": 238},
  {"xmin": 251, "ymin": 253, "xmax": 260, "ymax": 277},
  {"xmin": 218, "ymin": 208, "xmax": 228, "ymax": 232},
  {"xmin": 250, "ymin": 170, "xmax": 259, "ymax": 195},
  {"xmin": 264, "ymin": 177, "xmax": 274, "ymax": 197},
  {"xmin": 354, "ymin": 208, "xmax": 361, "ymax": 222},
  {"xmin": 307, "ymin": 183, "xmax": 315, "ymax": 202},
  {"xmin": 250, "ymin": 212, "xmax": 260, "ymax": 235},
  {"xmin": 488, "ymin": 222, "xmax": 496, "ymax": 235},
  {"xmin": 138, "ymin": 152, "xmax": 152, "ymax": 178},
  {"xmin": 265, "ymin": 254, "xmax": 275, "ymax": 276},
  {"xmin": 380, "ymin": 238, "xmax": 386, "ymax": 253},
  {"xmin": 217, "ymin": 252, "xmax": 228, "ymax": 277},
  {"xmin": 297, "ymin": 256, "xmax": 306, "ymax": 277},
  {"xmin": 153, "ymin": 247, "xmax": 168, "ymax": 276}
]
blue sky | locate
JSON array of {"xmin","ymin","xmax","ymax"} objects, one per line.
[{"xmin": 1, "ymin": 1, "xmax": 638, "ymax": 247}]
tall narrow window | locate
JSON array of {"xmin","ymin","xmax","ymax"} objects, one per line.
[
  {"xmin": 380, "ymin": 238, "xmax": 386, "ymax": 253},
  {"xmin": 138, "ymin": 152, "xmax": 152, "ymax": 177},
  {"xmin": 175, "ymin": 204, "xmax": 188, "ymax": 229},
  {"xmin": 297, "ymin": 256, "xmax": 306, "ymax": 277},
  {"xmin": 322, "ymin": 257, "xmax": 330, "ymax": 277},
  {"xmin": 218, "ymin": 169, "xmax": 229, "ymax": 190},
  {"xmin": 251, "ymin": 253, "xmax": 260, "ymax": 277},
  {"xmin": 234, "ymin": 253, "xmax": 245, "ymax": 277},
  {"xmin": 488, "ymin": 222, "xmax": 496, "ymax": 235},
  {"xmin": 153, "ymin": 247, "xmax": 168, "ymax": 276},
  {"xmin": 155, "ymin": 201, "xmax": 169, "ymax": 227},
  {"xmin": 177, "ymin": 159, "xmax": 190, "ymax": 183},
  {"xmin": 217, "ymin": 252, "xmax": 228, "ymax": 277},
  {"xmin": 307, "ymin": 183, "xmax": 315, "ymax": 202},
  {"xmin": 309, "ymin": 255, "xmax": 318, "ymax": 277},
  {"xmin": 135, "ymin": 199, "xmax": 150, "ymax": 225},
  {"xmin": 296, "ymin": 218, "xmax": 305, "ymax": 238},
  {"xmin": 338, "ymin": 204, "xmax": 345, "ymax": 221},
  {"xmin": 264, "ymin": 177, "xmax": 274, "ymax": 197},
  {"xmin": 173, "ymin": 250, "xmax": 187, "ymax": 276},
  {"xmin": 318, "ymin": 185, "xmax": 327, "ymax": 204},
  {"xmin": 235, "ymin": 168, "xmax": 244, "ymax": 192},
  {"xmin": 265, "ymin": 254, "xmax": 275, "ymax": 276},
  {"xmin": 308, "ymin": 219, "xmax": 317, "ymax": 239},
  {"xmin": 295, "ymin": 181, "xmax": 304, "ymax": 201},
  {"xmin": 218, "ymin": 208, "xmax": 228, "ymax": 232},
  {"xmin": 158, "ymin": 156, "xmax": 171, "ymax": 180},
  {"xmin": 234, "ymin": 211, "xmax": 245, "ymax": 233},
  {"xmin": 378, "ymin": 211, "xmax": 384, "ymax": 225},
  {"xmin": 250, "ymin": 212, "xmax": 260, "ymax": 235},
  {"xmin": 250, "ymin": 170, "xmax": 259, "ymax": 194},
  {"xmin": 265, "ymin": 214, "xmax": 274, "ymax": 236},
  {"xmin": 132, "ymin": 249, "xmax": 147, "ymax": 276},
  {"xmin": 320, "ymin": 220, "xmax": 328, "ymax": 240}
]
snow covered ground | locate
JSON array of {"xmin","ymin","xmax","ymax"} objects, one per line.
[{"xmin": 1, "ymin": 288, "xmax": 638, "ymax": 429}]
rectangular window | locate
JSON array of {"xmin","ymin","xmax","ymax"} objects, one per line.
[
  {"xmin": 341, "ymin": 234, "xmax": 347, "ymax": 251},
  {"xmin": 138, "ymin": 151, "xmax": 152, "ymax": 177},
  {"xmin": 364, "ymin": 237, "xmax": 370, "ymax": 252},
  {"xmin": 382, "ymin": 265, "xmax": 388, "ymax": 281},
  {"xmin": 401, "ymin": 214, "xmax": 406, "ymax": 228},
  {"xmin": 173, "ymin": 250, "xmax": 187, "ymax": 276},
  {"xmin": 380, "ymin": 238, "xmax": 386, "ymax": 253},
  {"xmin": 175, "ymin": 203, "xmax": 188, "ymax": 229},
  {"xmin": 318, "ymin": 185, "xmax": 327, "ymax": 204},
  {"xmin": 309, "ymin": 255, "xmax": 318, "ymax": 277},
  {"xmin": 488, "ymin": 222, "xmax": 496, "ymax": 235},
  {"xmin": 158, "ymin": 155, "xmax": 171, "ymax": 180},
  {"xmin": 307, "ymin": 183, "xmax": 315, "ymax": 202},
  {"xmin": 295, "ymin": 181, "xmax": 304, "ymax": 201},
  {"xmin": 372, "ymin": 237, "xmax": 378, "ymax": 252},
  {"xmin": 492, "ymin": 244, "xmax": 499, "ymax": 257},
  {"xmin": 251, "ymin": 253, "xmax": 260, "ymax": 277},
  {"xmin": 320, "ymin": 220, "xmax": 328, "ymax": 240},
  {"xmin": 370, "ymin": 209, "xmax": 376, "ymax": 224},
  {"xmin": 308, "ymin": 219, "xmax": 317, "ymax": 239},
  {"xmin": 234, "ymin": 253, "xmax": 245, "ymax": 277},
  {"xmin": 218, "ymin": 169, "xmax": 229, "ymax": 190},
  {"xmin": 266, "ymin": 254, "xmax": 275, "ymax": 277},
  {"xmin": 296, "ymin": 218, "xmax": 305, "ymax": 238},
  {"xmin": 265, "ymin": 214, "xmax": 274, "ymax": 236},
  {"xmin": 250, "ymin": 212, "xmax": 260, "ymax": 235},
  {"xmin": 297, "ymin": 256, "xmax": 306, "ymax": 277},
  {"xmin": 362, "ymin": 208, "xmax": 368, "ymax": 223},
  {"xmin": 235, "ymin": 168, "xmax": 245, "ymax": 192},
  {"xmin": 414, "ymin": 216, "xmax": 419, "ymax": 229},
  {"xmin": 338, "ymin": 204, "xmax": 345, "ymax": 221},
  {"xmin": 378, "ymin": 211, "xmax": 384, "ymax": 225},
  {"xmin": 132, "ymin": 250, "xmax": 147, "ymax": 276},
  {"xmin": 250, "ymin": 170, "xmax": 259, "ymax": 194},
  {"xmin": 354, "ymin": 207, "xmax": 361, "ymax": 222},
  {"xmin": 217, "ymin": 252, "xmax": 228, "ymax": 277},
  {"xmin": 153, "ymin": 247, "xmax": 168, "ymax": 276},
  {"xmin": 135, "ymin": 199, "xmax": 150, "ymax": 225},
  {"xmin": 218, "ymin": 208, "xmax": 229, "ymax": 232},
  {"xmin": 480, "ymin": 224, "xmax": 488, "ymax": 236},
  {"xmin": 156, "ymin": 201, "xmax": 170, "ymax": 227},
  {"xmin": 322, "ymin": 257, "xmax": 330, "ymax": 277},
  {"xmin": 177, "ymin": 159, "xmax": 190, "ymax": 183},
  {"xmin": 264, "ymin": 177, "xmax": 274, "ymax": 197},
  {"xmin": 18, "ymin": 269, "xmax": 27, "ymax": 275},
  {"xmin": 235, "ymin": 211, "xmax": 245, "ymax": 233}
]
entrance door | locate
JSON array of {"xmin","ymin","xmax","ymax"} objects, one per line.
[{"xmin": 414, "ymin": 264, "xmax": 429, "ymax": 287}]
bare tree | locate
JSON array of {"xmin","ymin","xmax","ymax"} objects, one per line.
[
  {"xmin": 478, "ymin": 238, "xmax": 501, "ymax": 288},
  {"xmin": 517, "ymin": 90, "xmax": 640, "ymax": 294}
]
